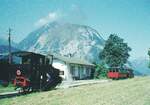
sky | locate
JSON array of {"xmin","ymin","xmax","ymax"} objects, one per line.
[{"xmin": 0, "ymin": 0, "xmax": 150, "ymax": 59}]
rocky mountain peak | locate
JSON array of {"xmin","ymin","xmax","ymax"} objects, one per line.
[{"xmin": 19, "ymin": 22, "xmax": 105, "ymax": 63}]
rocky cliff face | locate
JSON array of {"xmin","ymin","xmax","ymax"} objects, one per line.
[{"xmin": 18, "ymin": 22, "xmax": 105, "ymax": 62}]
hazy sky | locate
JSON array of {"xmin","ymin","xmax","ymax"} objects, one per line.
[{"xmin": 0, "ymin": 0, "xmax": 150, "ymax": 59}]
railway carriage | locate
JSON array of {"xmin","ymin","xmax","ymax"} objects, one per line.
[{"xmin": 107, "ymin": 67, "xmax": 134, "ymax": 79}]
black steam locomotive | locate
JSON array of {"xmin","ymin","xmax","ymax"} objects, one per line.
[
  {"xmin": 0, "ymin": 51, "xmax": 62, "ymax": 92},
  {"xmin": 0, "ymin": 57, "xmax": 10, "ymax": 87}
]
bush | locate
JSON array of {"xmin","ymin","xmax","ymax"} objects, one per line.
[
  {"xmin": 94, "ymin": 63, "xmax": 108, "ymax": 79},
  {"xmin": 1, "ymin": 80, "xmax": 9, "ymax": 87}
]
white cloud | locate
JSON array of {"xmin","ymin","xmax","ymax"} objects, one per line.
[
  {"xmin": 35, "ymin": 12, "xmax": 60, "ymax": 27},
  {"xmin": 34, "ymin": 4, "xmax": 86, "ymax": 27}
]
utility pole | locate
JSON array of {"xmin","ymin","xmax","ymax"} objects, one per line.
[
  {"xmin": 148, "ymin": 48, "xmax": 150, "ymax": 68},
  {"xmin": 8, "ymin": 28, "xmax": 12, "ymax": 64}
]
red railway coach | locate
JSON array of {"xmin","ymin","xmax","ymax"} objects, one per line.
[{"xmin": 107, "ymin": 67, "xmax": 134, "ymax": 79}]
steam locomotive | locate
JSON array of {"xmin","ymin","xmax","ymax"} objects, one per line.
[{"xmin": 0, "ymin": 51, "xmax": 62, "ymax": 92}]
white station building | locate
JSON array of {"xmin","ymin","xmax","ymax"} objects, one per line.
[{"xmin": 52, "ymin": 55, "xmax": 95, "ymax": 81}]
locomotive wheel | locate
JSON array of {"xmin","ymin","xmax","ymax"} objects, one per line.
[{"xmin": 20, "ymin": 87, "xmax": 32, "ymax": 93}]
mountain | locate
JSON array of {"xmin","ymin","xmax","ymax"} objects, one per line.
[
  {"xmin": 0, "ymin": 37, "xmax": 18, "ymax": 54},
  {"xmin": 0, "ymin": 45, "xmax": 19, "ymax": 54},
  {"xmin": 0, "ymin": 37, "xmax": 17, "ymax": 47},
  {"xmin": 18, "ymin": 22, "xmax": 105, "ymax": 62},
  {"xmin": 130, "ymin": 57, "xmax": 150, "ymax": 75}
]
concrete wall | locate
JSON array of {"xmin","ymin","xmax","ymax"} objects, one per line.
[{"xmin": 52, "ymin": 59, "xmax": 72, "ymax": 81}]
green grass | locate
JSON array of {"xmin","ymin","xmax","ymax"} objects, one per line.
[
  {"xmin": 1, "ymin": 76, "xmax": 150, "ymax": 105},
  {"xmin": 0, "ymin": 84, "xmax": 15, "ymax": 93}
]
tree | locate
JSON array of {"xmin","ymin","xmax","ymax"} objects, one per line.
[{"xmin": 99, "ymin": 34, "xmax": 131, "ymax": 67}]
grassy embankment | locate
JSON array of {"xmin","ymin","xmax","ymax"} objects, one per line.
[
  {"xmin": 0, "ymin": 84, "xmax": 15, "ymax": 93},
  {"xmin": 0, "ymin": 76, "xmax": 150, "ymax": 105}
]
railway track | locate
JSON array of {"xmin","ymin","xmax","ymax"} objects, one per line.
[{"xmin": 0, "ymin": 91, "xmax": 21, "ymax": 99}]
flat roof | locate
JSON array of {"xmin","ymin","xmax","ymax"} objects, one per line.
[{"xmin": 11, "ymin": 51, "xmax": 45, "ymax": 57}]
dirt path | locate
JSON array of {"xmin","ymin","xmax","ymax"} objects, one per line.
[{"xmin": 57, "ymin": 79, "xmax": 110, "ymax": 88}]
